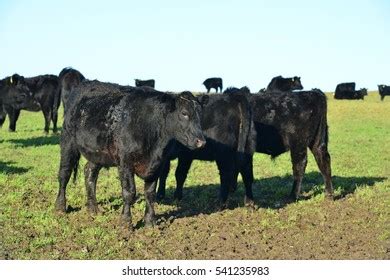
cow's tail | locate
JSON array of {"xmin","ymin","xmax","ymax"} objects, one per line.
[
  {"xmin": 311, "ymin": 90, "xmax": 329, "ymax": 149},
  {"xmin": 235, "ymin": 94, "xmax": 255, "ymax": 165}
]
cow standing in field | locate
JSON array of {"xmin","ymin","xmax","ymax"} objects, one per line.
[
  {"xmin": 0, "ymin": 74, "xmax": 41, "ymax": 129},
  {"xmin": 135, "ymin": 79, "xmax": 155, "ymax": 88},
  {"xmin": 203, "ymin": 77, "xmax": 223, "ymax": 93},
  {"xmin": 55, "ymin": 80, "xmax": 207, "ymax": 228},
  {"xmin": 266, "ymin": 76, "xmax": 303, "ymax": 92},
  {"xmin": 1, "ymin": 74, "xmax": 60, "ymax": 133},
  {"xmin": 334, "ymin": 82, "xmax": 367, "ymax": 100},
  {"xmin": 58, "ymin": 67, "xmax": 85, "ymax": 113},
  {"xmin": 378, "ymin": 85, "xmax": 390, "ymax": 101},
  {"xmin": 250, "ymin": 89, "xmax": 333, "ymax": 200},
  {"xmin": 156, "ymin": 90, "xmax": 256, "ymax": 206}
]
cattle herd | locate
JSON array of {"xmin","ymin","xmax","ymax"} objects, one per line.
[{"xmin": 0, "ymin": 68, "xmax": 388, "ymax": 230}]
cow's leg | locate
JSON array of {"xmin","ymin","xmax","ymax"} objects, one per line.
[
  {"xmin": 55, "ymin": 140, "xmax": 80, "ymax": 213},
  {"xmin": 42, "ymin": 109, "xmax": 51, "ymax": 134},
  {"xmin": 144, "ymin": 180, "xmax": 157, "ymax": 227},
  {"xmin": 156, "ymin": 160, "xmax": 170, "ymax": 201},
  {"xmin": 84, "ymin": 162, "xmax": 102, "ymax": 214},
  {"xmin": 118, "ymin": 166, "xmax": 136, "ymax": 229},
  {"xmin": 7, "ymin": 108, "xmax": 20, "ymax": 132},
  {"xmin": 207, "ymin": 88, "xmax": 210, "ymax": 93},
  {"xmin": 0, "ymin": 108, "xmax": 6, "ymax": 128},
  {"xmin": 310, "ymin": 144, "xmax": 334, "ymax": 199},
  {"xmin": 381, "ymin": 95, "xmax": 385, "ymax": 101},
  {"xmin": 290, "ymin": 147, "xmax": 308, "ymax": 200},
  {"xmin": 216, "ymin": 155, "xmax": 236, "ymax": 207},
  {"xmin": 51, "ymin": 109, "xmax": 58, "ymax": 134},
  {"xmin": 174, "ymin": 156, "xmax": 193, "ymax": 200},
  {"xmin": 240, "ymin": 155, "xmax": 254, "ymax": 207}
]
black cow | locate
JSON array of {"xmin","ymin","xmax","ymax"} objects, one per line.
[
  {"xmin": 2, "ymin": 74, "xmax": 60, "ymax": 133},
  {"xmin": 55, "ymin": 80, "xmax": 207, "ymax": 229},
  {"xmin": 334, "ymin": 82, "xmax": 366, "ymax": 100},
  {"xmin": 135, "ymin": 79, "xmax": 155, "ymax": 88},
  {"xmin": 250, "ymin": 89, "xmax": 333, "ymax": 200},
  {"xmin": 156, "ymin": 90, "xmax": 256, "ymax": 206},
  {"xmin": 58, "ymin": 67, "xmax": 85, "ymax": 113},
  {"xmin": 223, "ymin": 86, "xmax": 251, "ymax": 94},
  {"xmin": 378, "ymin": 85, "xmax": 390, "ymax": 101},
  {"xmin": 0, "ymin": 74, "xmax": 40, "ymax": 129},
  {"xmin": 266, "ymin": 76, "xmax": 303, "ymax": 92},
  {"xmin": 203, "ymin": 77, "xmax": 223, "ymax": 93}
]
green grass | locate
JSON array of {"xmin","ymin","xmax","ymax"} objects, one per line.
[{"xmin": 0, "ymin": 92, "xmax": 389, "ymax": 259}]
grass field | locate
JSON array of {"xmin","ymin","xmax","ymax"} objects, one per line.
[{"xmin": 0, "ymin": 92, "xmax": 389, "ymax": 259}]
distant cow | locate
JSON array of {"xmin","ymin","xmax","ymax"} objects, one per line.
[
  {"xmin": 58, "ymin": 67, "xmax": 85, "ymax": 113},
  {"xmin": 334, "ymin": 82, "xmax": 366, "ymax": 100},
  {"xmin": 203, "ymin": 77, "xmax": 223, "ymax": 93},
  {"xmin": 223, "ymin": 86, "xmax": 251, "ymax": 95},
  {"xmin": 250, "ymin": 89, "xmax": 333, "ymax": 200},
  {"xmin": 0, "ymin": 74, "xmax": 40, "ymax": 129},
  {"xmin": 378, "ymin": 85, "xmax": 390, "ymax": 101},
  {"xmin": 266, "ymin": 76, "xmax": 303, "ymax": 92},
  {"xmin": 156, "ymin": 91, "xmax": 256, "ymax": 206},
  {"xmin": 55, "ymin": 80, "xmax": 207, "ymax": 229},
  {"xmin": 135, "ymin": 79, "xmax": 155, "ymax": 88},
  {"xmin": 1, "ymin": 74, "xmax": 60, "ymax": 133}
]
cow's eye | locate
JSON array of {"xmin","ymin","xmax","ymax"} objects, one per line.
[{"xmin": 181, "ymin": 111, "xmax": 189, "ymax": 119}]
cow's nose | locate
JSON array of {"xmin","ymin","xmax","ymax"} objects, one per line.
[{"xmin": 195, "ymin": 138, "xmax": 206, "ymax": 148}]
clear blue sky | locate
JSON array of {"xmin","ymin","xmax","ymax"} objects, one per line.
[{"xmin": 1, "ymin": 0, "xmax": 389, "ymax": 92}]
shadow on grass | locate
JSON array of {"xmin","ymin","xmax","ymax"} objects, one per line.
[
  {"xmin": 73, "ymin": 171, "xmax": 387, "ymax": 226},
  {"xmin": 155, "ymin": 171, "xmax": 386, "ymax": 220},
  {"xmin": 7, "ymin": 135, "xmax": 60, "ymax": 147},
  {"xmin": 0, "ymin": 161, "xmax": 30, "ymax": 174}
]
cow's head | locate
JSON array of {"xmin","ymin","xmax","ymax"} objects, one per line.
[
  {"xmin": 290, "ymin": 76, "xmax": 303, "ymax": 90},
  {"xmin": 0, "ymin": 74, "xmax": 40, "ymax": 111},
  {"xmin": 165, "ymin": 91, "xmax": 208, "ymax": 150},
  {"xmin": 378, "ymin": 85, "xmax": 385, "ymax": 91}
]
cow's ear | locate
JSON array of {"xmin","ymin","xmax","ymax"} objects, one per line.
[
  {"xmin": 9, "ymin": 74, "xmax": 23, "ymax": 86},
  {"xmin": 198, "ymin": 95, "xmax": 209, "ymax": 107},
  {"xmin": 161, "ymin": 94, "xmax": 176, "ymax": 112}
]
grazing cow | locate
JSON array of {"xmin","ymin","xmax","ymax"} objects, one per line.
[
  {"xmin": 334, "ymin": 82, "xmax": 366, "ymax": 100},
  {"xmin": 156, "ymin": 90, "xmax": 256, "ymax": 206},
  {"xmin": 55, "ymin": 80, "xmax": 207, "ymax": 229},
  {"xmin": 378, "ymin": 85, "xmax": 390, "ymax": 101},
  {"xmin": 203, "ymin": 77, "xmax": 223, "ymax": 93},
  {"xmin": 134, "ymin": 79, "xmax": 155, "ymax": 88},
  {"xmin": 0, "ymin": 74, "xmax": 40, "ymax": 128},
  {"xmin": 250, "ymin": 89, "xmax": 333, "ymax": 200},
  {"xmin": 58, "ymin": 67, "xmax": 85, "ymax": 113},
  {"xmin": 266, "ymin": 76, "xmax": 303, "ymax": 92},
  {"xmin": 2, "ymin": 74, "xmax": 60, "ymax": 133}
]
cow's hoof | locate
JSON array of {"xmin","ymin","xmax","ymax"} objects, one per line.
[
  {"xmin": 55, "ymin": 202, "xmax": 67, "ymax": 213},
  {"xmin": 173, "ymin": 191, "xmax": 182, "ymax": 201},
  {"xmin": 8, "ymin": 129, "xmax": 16, "ymax": 132},
  {"xmin": 86, "ymin": 202, "xmax": 99, "ymax": 214},
  {"xmin": 325, "ymin": 192, "xmax": 334, "ymax": 201},
  {"xmin": 144, "ymin": 220, "xmax": 156, "ymax": 228},
  {"xmin": 156, "ymin": 192, "xmax": 165, "ymax": 202},
  {"xmin": 120, "ymin": 215, "xmax": 133, "ymax": 231},
  {"xmin": 244, "ymin": 197, "xmax": 256, "ymax": 209}
]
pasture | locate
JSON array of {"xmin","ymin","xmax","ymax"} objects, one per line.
[{"xmin": 0, "ymin": 92, "xmax": 389, "ymax": 259}]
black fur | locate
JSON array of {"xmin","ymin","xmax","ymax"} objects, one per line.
[
  {"xmin": 250, "ymin": 89, "xmax": 333, "ymax": 200},
  {"xmin": 203, "ymin": 77, "xmax": 223, "ymax": 93},
  {"xmin": 2, "ymin": 74, "xmax": 60, "ymax": 133},
  {"xmin": 55, "ymin": 80, "xmax": 206, "ymax": 229},
  {"xmin": 157, "ymin": 90, "xmax": 256, "ymax": 206},
  {"xmin": 266, "ymin": 75, "xmax": 303, "ymax": 92}
]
